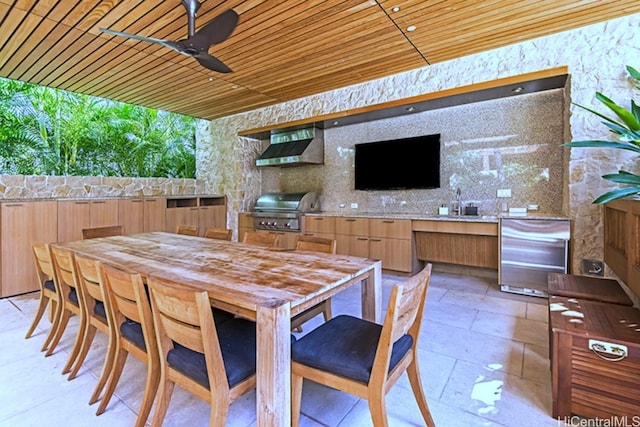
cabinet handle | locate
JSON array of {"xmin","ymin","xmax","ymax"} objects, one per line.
[
  {"xmin": 370, "ymin": 238, "xmax": 382, "ymax": 242},
  {"xmin": 382, "ymin": 220, "xmax": 395, "ymax": 224},
  {"xmin": 75, "ymin": 201, "xmax": 90, "ymax": 205},
  {"xmin": 346, "ymin": 219, "xmax": 357, "ymax": 222},
  {"xmin": 357, "ymin": 237, "xmax": 369, "ymax": 241},
  {"xmin": 314, "ymin": 218, "xmax": 324, "ymax": 221},
  {"xmin": 4, "ymin": 203, "xmax": 23, "ymax": 207},
  {"xmin": 191, "ymin": 207, "xmax": 199, "ymax": 211},
  {"xmin": 92, "ymin": 201, "xmax": 106, "ymax": 204},
  {"xmin": 132, "ymin": 200, "xmax": 143, "ymax": 203}
]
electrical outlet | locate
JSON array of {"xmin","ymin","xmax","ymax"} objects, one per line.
[
  {"xmin": 497, "ymin": 189, "xmax": 511, "ymax": 198},
  {"xmin": 582, "ymin": 259, "xmax": 604, "ymax": 276},
  {"xmin": 350, "ymin": 203, "xmax": 358, "ymax": 209}
]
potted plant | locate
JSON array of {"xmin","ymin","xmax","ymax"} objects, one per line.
[{"xmin": 565, "ymin": 65, "xmax": 640, "ymax": 203}]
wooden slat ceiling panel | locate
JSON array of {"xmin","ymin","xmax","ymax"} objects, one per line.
[{"xmin": 0, "ymin": 0, "xmax": 637, "ymax": 120}]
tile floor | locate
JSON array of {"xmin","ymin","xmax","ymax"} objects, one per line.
[{"xmin": 0, "ymin": 268, "xmax": 564, "ymax": 427}]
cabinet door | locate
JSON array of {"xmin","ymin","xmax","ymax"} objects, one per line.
[
  {"xmin": 1, "ymin": 201, "xmax": 58, "ymax": 297},
  {"xmin": 369, "ymin": 237, "xmax": 412, "ymax": 272},
  {"xmin": 336, "ymin": 234, "xmax": 369, "ymax": 257},
  {"xmin": 119, "ymin": 199, "xmax": 145, "ymax": 234},
  {"xmin": 144, "ymin": 198, "xmax": 166, "ymax": 232},
  {"xmin": 335, "ymin": 217, "xmax": 369, "ymax": 235},
  {"xmin": 304, "ymin": 216, "xmax": 336, "ymax": 234},
  {"xmin": 89, "ymin": 199, "xmax": 119, "ymax": 227},
  {"xmin": 369, "ymin": 219, "xmax": 411, "ymax": 239},
  {"xmin": 198, "ymin": 206, "xmax": 227, "ymax": 235},
  {"xmin": 58, "ymin": 200, "xmax": 91, "ymax": 242}
]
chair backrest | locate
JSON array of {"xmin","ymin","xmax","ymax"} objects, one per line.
[
  {"xmin": 373, "ymin": 264, "xmax": 432, "ymax": 380},
  {"xmin": 100, "ymin": 262, "xmax": 156, "ymax": 352},
  {"xmin": 203, "ymin": 227, "xmax": 232, "ymax": 241},
  {"xmin": 32, "ymin": 242, "xmax": 55, "ymax": 287},
  {"xmin": 50, "ymin": 246, "xmax": 82, "ymax": 302},
  {"xmin": 176, "ymin": 225, "xmax": 199, "ymax": 236},
  {"xmin": 147, "ymin": 276, "xmax": 227, "ymax": 392},
  {"xmin": 74, "ymin": 253, "xmax": 108, "ymax": 315},
  {"xmin": 82, "ymin": 225, "xmax": 124, "ymax": 239},
  {"xmin": 242, "ymin": 231, "xmax": 280, "ymax": 247},
  {"xmin": 295, "ymin": 235, "xmax": 337, "ymax": 254}
]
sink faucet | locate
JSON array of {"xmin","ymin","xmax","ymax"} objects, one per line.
[{"xmin": 455, "ymin": 187, "xmax": 462, "ymax": 216}]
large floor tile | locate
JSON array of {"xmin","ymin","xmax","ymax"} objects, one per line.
[
  {"xmin": 471, "ymin": 310, "xmax": 549, "ymax": 348},
  {"xmin": 441, "ymin": 289, "xmax": 528, "ymax": 318}
]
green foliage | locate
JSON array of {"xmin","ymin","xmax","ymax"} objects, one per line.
[
  {"xmin": 0, "ymin": 78, "xmax": 197, "ymax": 178},
  {"xmin": 564, "ymin": 65, "xmax": 640, "ymax": 203}
]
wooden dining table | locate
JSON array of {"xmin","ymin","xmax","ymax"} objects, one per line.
[{"xmin": 53, "ymin": 231, "xmax": 382, "ymax": 426}]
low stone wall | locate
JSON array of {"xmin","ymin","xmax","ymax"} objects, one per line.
[{"xmin": 0, "ymin": 175, "xmax": 206, "ymax": 199}]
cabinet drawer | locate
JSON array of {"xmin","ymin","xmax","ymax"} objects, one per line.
[
  {"xmin": 369, "ymin": 218, "xmax": 411, "ymax": 239},
  {"xmin": 335, "ymin": 217, "xmax": 369, "ymax": 235},
  {"xmin": 304, "ymin": 216, "xmax": 335, "ymax": 234}
]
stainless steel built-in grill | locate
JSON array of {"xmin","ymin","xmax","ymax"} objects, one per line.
[{"xmin": 251, "ymin": 192, "xmax": 320, "ymax": 232}]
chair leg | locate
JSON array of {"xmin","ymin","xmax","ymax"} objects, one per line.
[
  {"xmin": 407, "ymin": 358, "xmax": 436, "ymax": 427},
  {"xmin": 68, "ymin": 324, "xmax": 97, "ymax": 380},
  {"xmin": 291, "ymin": 374, "xmax": 304, "ymax": 427},
  {"xmin": 367, "ymin": 388, "xmax": 389, "ymax": 427},
  {"xmin": 209, "ymin": 392, "xmax": 230, "ymax": 427},
  {"xmin": 150, "ymin": 380, "xmax": 175, "ymax": 427},
  {"xmin": 322, "ymin": 300, "xmax": 332, "ymax": 322},
  {"xmin": 44, "ymin": 309, "xmax": 71, "ymax": 357},
  {"xmin": 25, "ymin": 294, "xmax": 50, "ymax": 339},
  {"xmin": 40, "ymin": 300, "xmax": 63, "ymax": 352},
  {"xmin": 89, "ymin": 332, "xmax": 117, "ymax": 405},
  {"xmin": 62, "ymin": 312, "xmax": 87, "ymax": 375},
  {"xmin": 133, "ymin": 360, "xmax": 161, "ymax": 427},
  {"xmin": 96, "ymin": 347, "xmax": 128, "ymax": 415}
]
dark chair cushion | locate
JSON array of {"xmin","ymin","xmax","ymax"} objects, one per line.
[
  {"xmin": 120, "ymin": 319, "xmax": 146, "ymax": 350},
  {"xmin": 212, "ymin": 307, "xmax": 234, "ymax": 325},
  {"xmin": 291, "ymin": 314, "xmax": 413, "ymax": 384},
  {"xmin": 68, "ymin": 288, "xmax": 79, "ymax": 306},
  {"xmin": 44, "ymin": 279, "xmax": 55, "ymax": 292},
  {"xmin": 94, "ymin": 300, "xmax": 106, "ymax": 319},
  {"xmin": 167, "ymin": 318, "xmax": 258, "ymax": 388}
]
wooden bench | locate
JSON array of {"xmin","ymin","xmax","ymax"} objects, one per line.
[{"xmin": 547, "ymin": 273, "xmax": 633, "ymax": 306}]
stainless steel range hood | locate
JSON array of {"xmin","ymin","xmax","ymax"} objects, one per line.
[{"xmin": 256, "ymin": 125, "xmax": 324, "ymax": 167}]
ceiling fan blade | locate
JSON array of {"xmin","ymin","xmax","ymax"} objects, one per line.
[
  {"xmin": 188, "ymin": 9, "xmax": 239, "ymax": 49},
  {"xmin": 193, "ymin": 52, "xmax": 232, "ymax": 73},
  {"xmin": 100, "ymin": 28, "xmax": 184, "ymax": 53}
]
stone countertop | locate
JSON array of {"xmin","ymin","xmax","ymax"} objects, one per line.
[
  {"xmin": 0, "ymin": 194, "xmax": 226, "ymax": 202},
  {"xmin": 305, "ymin": 211, "xmax": 569, "ymax": 222}
]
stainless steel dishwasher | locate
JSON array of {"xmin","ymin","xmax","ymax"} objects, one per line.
[{"xmin": 499, "ymin": 217, "xmax": 570, "ymax": 297}]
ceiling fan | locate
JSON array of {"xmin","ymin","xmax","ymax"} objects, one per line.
[{"xmin": 100, "ymin": 0, "xmax": 238, "ymax": 73}]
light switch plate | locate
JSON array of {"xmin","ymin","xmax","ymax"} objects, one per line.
[
  {"xmin": 350, "ymin": 203, "xmax": 358, "ymax": 209},
  {"xmin": 497, "ymin": 189, "xmax": 511, "ymax": 198}
]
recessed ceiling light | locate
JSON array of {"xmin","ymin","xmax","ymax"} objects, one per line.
[
  {"xmin": 231, "ymin": 84, "xmax": 239, "ymax": 89},
  {"xmin": 208, "ymin": 77, "xmax": 214, "ymax": 82},
  {"xmin": 406, "ymin": 106, "xmax": 416, "ymax": 112},
  {"xmin": 511, "ymin": 86, "xmax": 524, "ymax": 93},
  {"xmin": 392, "ymin": 6, "xmax": 400, "ymax": 12},
  {"xmin": 406, "ymin": 25, "xmax": 417, "ymax": 32},
  {"xmin": 333, "ymin": 121, "xmax": 339, "ymax": 126}
]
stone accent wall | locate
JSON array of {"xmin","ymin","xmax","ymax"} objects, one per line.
[
  {"xmin": 198, "ymin": 14, "xmax": 640, "ymax": 275},
  {"xmin": 0, "ymin": 175, "xmax": 205, "ymax": 199}
]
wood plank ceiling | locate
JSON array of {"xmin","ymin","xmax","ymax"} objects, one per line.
[{"xmin": 0, "ymin": 0, "xmax": 638, "ymax": 120}]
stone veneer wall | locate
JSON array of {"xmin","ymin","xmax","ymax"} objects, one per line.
[
  {"xmin": 0, "ymin": 175, "xmax": 205, "ymax": 199},
  {"xmin": 197, "ymin": 14, "xmax": 640, "ymax": 275}
]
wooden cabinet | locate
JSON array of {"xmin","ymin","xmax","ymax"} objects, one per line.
[
  {"xmin": 302, "ymin": 215, "xmax": 335, "ymax": 240},
  {"xmin": 118, "ymin": 197, "xmax": 166, "ymax": 234},
  {"xmin": 412, "ymin": 220, "xmax": 498, "ymax": 268},
  {"xmin": 1, "ymin": 201, "xmax": 58, "ymax": 297},
  {"xmin": 604, "ymin": 199, "xmax": 640, "ymax": 298},
  {"xmin": 238, "ymin": 212, "xmax": 253, "ymax": 243},
  {"xmin": 166, "ymin": 196, "xmax": 226, "ymax": 236},
  {"xmin": 58, "ymin": 199, "xmax": 119, "ymax": 242},
  {"xmin": 335, "ymin": 217, "xmax": 413, "ymax": 273}
]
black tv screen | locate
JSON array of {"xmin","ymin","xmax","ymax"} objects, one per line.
[{"xmin": 354, "ymin": 134, "xmax": 441, "ymax": 190}]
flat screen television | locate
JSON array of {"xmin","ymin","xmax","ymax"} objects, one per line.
[{"xmin": 354, "ymin": 133, "xmax": 441, "ymax": 190}]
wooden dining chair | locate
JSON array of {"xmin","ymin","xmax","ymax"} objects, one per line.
[
  {"xmin": 45, "ymin": 246, "xmax": 87, "ymax": 370},
  {"xmin": 67, "ymin": 253, "xmax": 113, "ymax": 404},
  {"xmin": 290, "ymin": 235, "xmax": 337, "ymax": 331},
  {"xmin": 291, "ymin": 264, "xmax": 435, "ymax": 427},
  {"xmin": 82, "ymin": 225, "xmax": 124, "ymax": 239},
  {"xmin": 241, "ymin": 230, "xmax": 280, "ymax": 247},
  {"xmin": 203, "ymin": 227, "xmax": 232, "ymax": 241},
  {"xmin": 25, "ymin": 243, "xmax": 62, "ymax": 352},
  {"xmin": 96, "ymin": 262, "xmax": 160, "ymax": 427},
  {"xmin": 147, "ymin": 276, "xmax": 258, "ymax": 427},
  {"xmin": 176, "ymin": 224, "xmax": 199, "ymax": 236}
]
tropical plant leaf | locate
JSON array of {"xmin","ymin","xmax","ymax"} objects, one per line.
[
  {"xmin": 627, "ymin": 65, "xmax": 640, "ymax": 79},
  {"xmin": 595, "ymin": 92, "xmax": 640, "ymax": 131},
  {"xmin": 593, "ymin": 186, "xmax": 640, "ymax": 204},
  {"xmin": 563, "ymin": 139, "xmax": 640, "ymax": 154},
  {"xmin": 572, "ymin": 102, "xmax": 625, "ymax": 128},
  {"xmin": 602, "ymin": 170, "xmax": 640, "ymax": 184},
  {"xmin": 632, "ymin": 99, "xmax": 640, "ymax": 123}
]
